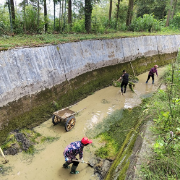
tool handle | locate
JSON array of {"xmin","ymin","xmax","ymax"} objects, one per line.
[
  {"xmin": 72, "ymin": 159, "xmax": 88, "ymax": 164},
  {"xmin": 0, "ymin": 147, "xmax": 6, "ymax": 159}
]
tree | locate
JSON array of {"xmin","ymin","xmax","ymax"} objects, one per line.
[
  {"xmin": 115, "ymin": 0, "xmax": 121, "ymax": 29},
  {"xmin": 7, "ymin": 0, "xmax": 13, "ymax": 33},
  {"xmin": 171, "ymin": 0, "xmax": 177, "ymax": 19},
  {"xmin": 63, "ymin": 0, "xmax": 67, "ymax": 31},
  {"xmin": 44, "ymin": 0, "xmax": 48, "ymax": 32},
  {"xmin": 59, "ymin": 0, "xmax": 62, "ymax": 32},
  {"xmin": 19, "ymin": 0, "xmax": 28, "ymax": 32},
  {"xmin": 166, "ymin": 0, "xmax": 173, "ymax": 26},
  {"xmin": 53, "ymin": 0, "xmax": 58, "ymax": 31},
  {"xmin": 85, "ymin": 0, "xmax": 92, "ymax": 33},
  {"xmin": 136, "ymin": 0, "xmax": 167, "ymax": 20},
  {"xmin": 37, "ymin": 0, "xmax": 40, "ymax": 33},
  {"xmin": 10, "ymin": 0, "xmax": 15, "ymax": 28},
  {"xmin": 68, "ymin": 0, "xmax": 72, "ymax": 25},
  {"xmin": 109, "ymin": 0, "xmax": 112, "ymax": 21},
  {"xmin": 126, "ymin": 0, "xmax": 134, "ymax": 26}
]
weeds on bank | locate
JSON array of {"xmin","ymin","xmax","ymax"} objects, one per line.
[
  {"xmin": 0, "ymin": 31, "xmax": 180, "ymax": 50},
  {"xmin": 140, "ymin": 54, "xmax": 180, "ymax": 179},
  {"xmin": 86, "ymin": 101, "xmax": 150, "ymax": 159}
]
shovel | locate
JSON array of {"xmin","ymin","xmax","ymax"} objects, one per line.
[
  {"xmin": 0, "ymin": 147, "xmax": 9, "ymax": 164},
  {"xmin": 72, "ymin": 159, "xmax": 93, "ymax": 168}
]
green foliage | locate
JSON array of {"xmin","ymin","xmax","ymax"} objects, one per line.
[
  {"xmin": 169, "ymin": 13, "xmax": 180, "ymax": 29},
  {"xmin": 72, "ymin": 19, "xmax": 85, "ymax": 33},
  {"xmin": 113, "ymin": 80, "xmax": 121, "ymax": 87},
  {"xmin": 140, "ymin": 54, "xmax": 180, "ymax": 179},
  {"xmin": 95, "ymin": 132, "xmax": 118, "ymax": 159},
  {"xmin": 40, "ymin": 136, "xmax": 59, "ymax": 143},
  {"xmin": 136, "ymin": 0, "xmax": 167, "ymax": 20},
  {"xmin": 129, "ymin": 14, "xmax": 162, "ymax": 32}
]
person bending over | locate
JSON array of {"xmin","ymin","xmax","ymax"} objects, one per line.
[{"xmin": 63, "ymin": 137, "xmax": 92, "ymax": 174}]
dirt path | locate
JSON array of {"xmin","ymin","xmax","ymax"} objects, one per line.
[{"xmin": 0, "ymin": 67, "xmax": 165, "ymax": 180}]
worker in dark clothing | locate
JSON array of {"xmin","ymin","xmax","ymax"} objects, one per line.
[
  {"xmin": 63, "ymin": 137, "xmax": 92, "ymax": 174},
  {"xmin": 117, "ymin": 70, "xmax": 129, "ymax": 95},
  {"xmin": 146, "ymin": 65, "xmax": 158, "ymax": 84}
]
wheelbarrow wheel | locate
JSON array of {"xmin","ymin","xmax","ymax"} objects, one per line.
[
  {"xmin": 52, "ymin": 115, "xmax": 60, "ymax": 125},
  {"xmin": 65, "ymin": 116, "xmax": 76, "ymax": 132}
]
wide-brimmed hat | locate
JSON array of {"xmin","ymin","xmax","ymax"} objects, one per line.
[
  {"xmin": 81, "ymin": 137, "xmax": 93, "ymax": 145},
  {"xmin": 154, "ymin": 65, "xmax": 158, "ymax": 68}
]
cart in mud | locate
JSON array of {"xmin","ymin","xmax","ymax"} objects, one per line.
[{"xmin": 52, "ymin": 105, "xmax": 85, "ymax": 132}]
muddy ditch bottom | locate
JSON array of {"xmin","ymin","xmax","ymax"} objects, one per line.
[{"xmin": 0, "ymin": 67, "xmax": 166, "ymax": 180}]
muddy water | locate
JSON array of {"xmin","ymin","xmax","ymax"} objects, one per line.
[{"xmin": 0, "ymin": 67, "xmax": 166, "ymax": 180}]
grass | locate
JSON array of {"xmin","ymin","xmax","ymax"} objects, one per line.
[{"xmin": 1, "ymin": 31, "xmax": 180, "ymax": 50}]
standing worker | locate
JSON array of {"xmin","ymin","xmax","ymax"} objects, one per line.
[
  {"xmin": 146, "ymin": 65, "xmax": 158, "ymax": 84},
  {"xmin": 117, "ymin": 70, "xmax": 129, "ymax": 95},
  {"xmin": 63, "ymin": 137, "xmax": 92, "ymax": 174}
]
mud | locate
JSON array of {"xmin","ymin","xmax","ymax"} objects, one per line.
[{"xmin": 0, "ymin": 67, "xmax": 166, "ymax": 180}]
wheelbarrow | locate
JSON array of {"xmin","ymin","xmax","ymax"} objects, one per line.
[{"xmin": 52, "ymin": 105, "xmax": 85, "ymax": 132}]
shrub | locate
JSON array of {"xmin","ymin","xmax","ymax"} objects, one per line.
[
  {"xmin": 169, "ymin": 13, "xmax": 180, "ymax": 29},
  {"xmin": 72, "ymin": 19, "xmax": 85, "ymax": 33},
  {"xmin": 129, "ymin": 14, "xmax": 162, "ymax": 32}
]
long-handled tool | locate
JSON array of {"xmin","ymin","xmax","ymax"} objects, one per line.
[
  {"xmin": 72, "ymin": 159, "xmax": 93, "ymax": 168},
  {"xmin": 0, "ymin": 147, "xmax": 9, "ymax": 164}
]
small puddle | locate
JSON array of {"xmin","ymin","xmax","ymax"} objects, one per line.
[{"xmin": 0, "ymin": 67, "xmax": 166, "ymax": 180}]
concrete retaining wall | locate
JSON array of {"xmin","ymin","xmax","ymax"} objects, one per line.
[{"xmin": 0, "ymin": 35, "xmax": 180, "ymax": 108}]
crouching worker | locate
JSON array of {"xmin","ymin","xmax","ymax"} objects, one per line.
[{"xmin": 63, "ymin": 137, "xmax": 93, "ymax": 174}]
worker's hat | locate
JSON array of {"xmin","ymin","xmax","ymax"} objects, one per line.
[{"xmin": 81, "ymin": 137, "xmax": 93, "ymax": 145}]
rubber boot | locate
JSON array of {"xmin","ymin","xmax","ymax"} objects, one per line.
[
  {"xmin": 121, "ymin": 87, "xmax": 123, "ymax": 95},
  {"xmin": 70, "ymin": 165, "xmax": 79, "ymax": 174},
  {"xmin": 152, "ymin": 80, "xmax": 154, "ymax": 84},
  {"xmin": 63, "ymin": 162, "xmax": 70, "ymax": 169},
  {"xmin": 146, "ymin": 81, "xmax": 148, "ymax": 83}
]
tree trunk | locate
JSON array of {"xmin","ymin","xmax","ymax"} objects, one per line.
[
  {"xmin": 23, "ymin": 0, "xmax": 26, "ymax": 32},
  {"xmin": 44, "ymin": 0, "xmax": 48, "ymax": 33},
  {"xmin": 54, "ymin": 0, "xmax": 56, "ymax": 31},
  {"xmin": 37, "ymin": 0, "xmax": 39, "ymax": 33},
  {"xmin": 115, "ymin": 0, "xmax": 120, "ymax": 29},
  {"xmin": 62, "ymin": 0, "xmax": 64, "ymax": 31},
  {"xmin": 68, "ymin": 0, "xmax": 72, "ymax": 25},
  {"xmin": 171, "ymin": 0, "xmax": 177, "ymax": 19},
  {"xmin": 85, "ymin": 0, "xmax": 92, "ymax": 33},
  {"xmin": 63, "ymin": 0, "xmax": 66, "ymax": 31},
  {"xmin": 126, "ymin": 0, "xmax": 134, "ymax": 27},
  {"xmin": 10, "ymin": 0, "xmax": 15, "ymax": 28},
  {"xmin": 8, "ymin": 0, "xmax": 13, "ymax": 33},
  {"xmin": 109, "ymin": 0, "xmax": 112, "ymax": 21},
  {"xmin": 166, "ymin": 0, "xmax": 173, "ymax": 27},
  {"xmin": 59, "ymin": 0, "xmax": 61, "ymax": 32}
]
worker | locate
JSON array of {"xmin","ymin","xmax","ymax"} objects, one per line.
[
  {"xmin": 63, "ymin": 137, "xmax": 93, "ymax": 174},
  {"xmin": 146, "ymin": 65, "xmax": 158, "ymax": 84},
  {"xmin": 117, "ymin": 70, "xmax": 129, "ymax": 95}
]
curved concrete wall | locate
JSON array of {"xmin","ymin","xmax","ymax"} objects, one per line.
[{"xmin": 0, "ymin": 35, "xmax": 180, "ymax": 107}]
